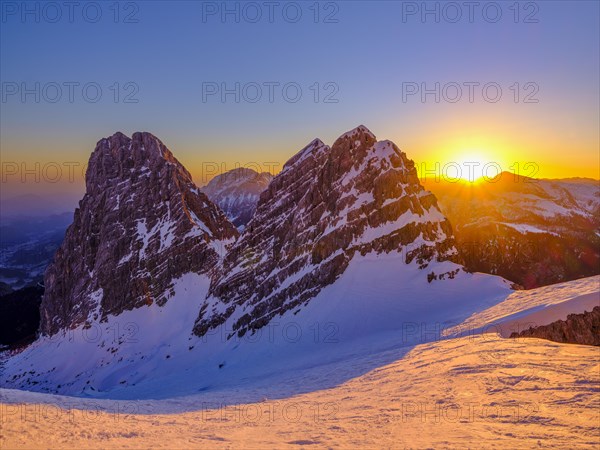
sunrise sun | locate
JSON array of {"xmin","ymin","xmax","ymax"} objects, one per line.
[{"xmin": 441, "ymin": 150, "xmax": 503, "ymax": 183}]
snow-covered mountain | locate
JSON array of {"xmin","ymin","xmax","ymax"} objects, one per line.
[
  {"xmin": 426, "ymin": 174, "xmax": 600, "ymax": 288},
  {"xmin": 40, "ymin": 132, "xmax": 238, "ymax": 336},
  {"xmin": 196, "ymin": 125, "xmax": 470, "ymax": 339},
  {"xmin": 1, "ymin": 126, "xmax": 519, "ymax": 398},
  {"xmin": 202, "ymin": 167, "xmax": 273, "ymax": 229}
]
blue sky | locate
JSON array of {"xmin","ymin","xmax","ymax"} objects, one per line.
[{"xmin": 1, "ymin": 0, "xmax": 599, "ymax": 195}]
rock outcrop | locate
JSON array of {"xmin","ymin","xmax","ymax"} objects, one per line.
[
  {"xmin": 40, "ymin": 132, "xmax": 238, "ymax": 335},
  {"xmin": 510, "ymin": 306, "xmax": 600, "ymax": 346}
]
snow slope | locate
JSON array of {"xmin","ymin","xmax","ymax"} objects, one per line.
[
  {"xmin": 447, "ymin": 275, "xmax": 600, "ymax": 337},
  {"xmin": 1, "ymin": 252, "xmax": 513, "ymax": 400},
  {"xmin": 1, "ymin": 334, "xmax": 598, "ymax": 449},
  {"xmin": 1, "ymin": 275, "xmax": 598, "ymax": 448}
]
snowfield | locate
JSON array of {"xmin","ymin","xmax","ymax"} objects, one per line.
[
  {"xmin": 1, "ymin": 276, "xmax": 598, "ymax": 448},
  {"xmin": 1, "ymin": 334, "xmax": 598, "ymax": 448}
]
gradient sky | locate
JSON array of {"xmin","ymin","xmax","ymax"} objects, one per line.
[{"xmin": 1, "ymin": 0, "xmax": 599, "ymax": 200}]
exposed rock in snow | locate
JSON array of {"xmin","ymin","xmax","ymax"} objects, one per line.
[
  {"xmin": 510, "ymin": 305, "xmax": 600, "ymax": 345},
  {"xmin": 0, "ymin": 126, "xmax": 598, "ymax": 448},
  {"xmin": 11, "ymin": 125, "xmax": 599, "ymax": 404}
]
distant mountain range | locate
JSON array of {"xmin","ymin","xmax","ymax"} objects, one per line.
[
  {"xmin": 424, "ymin": 174, "xmax": 600, "ymax": 288},
  {"xmin": 0, "ymin": 213, "xmax": 72, "ymax": 290},
  {"xmin": 0, "ymin": 192, "xmax": 81, "ymax": 219}
]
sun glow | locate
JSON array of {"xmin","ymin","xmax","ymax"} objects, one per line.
[
  {"xmin": 418, "ymin": 148, "xmax": 506, "ymax": 184},
  {"xmin": 407, "ymin": 124, "xmax": 520, "ymax": 184},
  {"xmin": 451, "ymin": 151, "xmax": 500, "ymax": 183}
]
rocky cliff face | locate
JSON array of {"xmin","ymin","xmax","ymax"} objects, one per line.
[
  {"xmin": 194, "ymin": 126, "xmax": 460, "ymax": 338},
  {"xmin": 426, "ymin": 175, "xmax": 600, "ymax": 288},
  {"xmin": 510, "ymin": 306, "xmax": 600, "ymax": 346},
  {"xmin": 40, "ymin": 132, "xmax": 238, "ymax": 335},
  {"xmin": 202, "ymin": 168, "xmax": 273, "ymax": 229}
]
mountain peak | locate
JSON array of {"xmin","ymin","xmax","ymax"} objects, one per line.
[
  {"xmin": 335, "ymin": 124, "xmax": 376, "ymax": 142},
  {"xmin": 96, "ymin": 131, "xmax": 172, "ymax": 158},
  {"xmin": 282, "ymin": 137, "xmax": 329, "ymax": 173},
  {"xmin": 86, "ymin": 131, "xmax": 186, "ymax": 192},
  {"xmin": 196, "ymin": 127, "xmax": 460, "ymax": 338},
  {"xmin": 42, "ymin": 133, "xmax": 237, "ymax": 335},
  {"xmin": 331, "ymin": 125, "xmax": 378, "ymax": 154}
]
